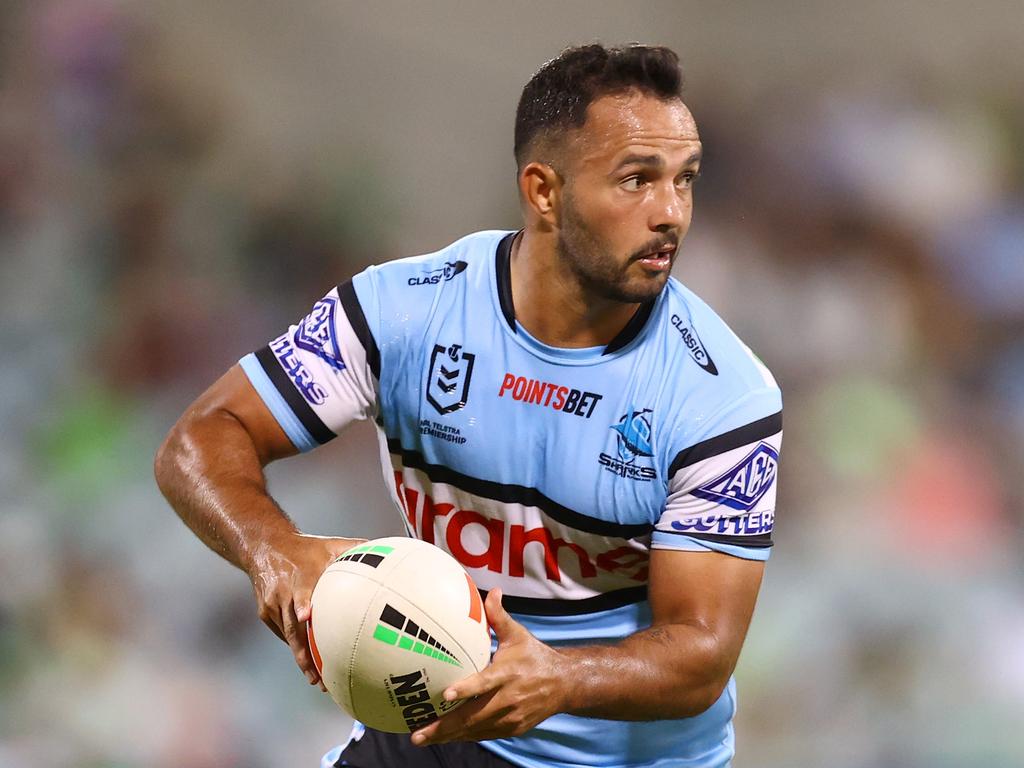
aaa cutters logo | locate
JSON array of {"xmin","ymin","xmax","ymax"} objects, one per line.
[
  {"xmin": 691, "ymin": 442, "xmax": 778, "ymax": 511},
  {"xmin": 598, "ymin": 408, "xmax": 657, "ymax": 482},
  {"xmin": 426, "ymin": 344, "xmax": 475, "ymax": 415},
  {"xmin": 294, "ymin": 296, "xmax": 346, "ymax": 371},
  {"xmin": 408, "ymin": 261, "xmax": 469, "ymax": 286}
]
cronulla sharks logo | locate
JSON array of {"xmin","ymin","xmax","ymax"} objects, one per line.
[
  {"xmin": 691, "ymin": 442, "xmax": 778, "ymax": 511},
  {"xmin": 598, "ymin": 408, "xmax": 657, "ymax": 482}
]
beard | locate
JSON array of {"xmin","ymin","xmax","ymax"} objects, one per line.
[{"xmin": 556, "ymin": 195, "xmax": 677, "ymax": 304}]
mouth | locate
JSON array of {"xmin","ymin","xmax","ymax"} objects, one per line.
[{"xmin": 635, "ymin": 245, "xmax": 676, "ymax": 271}]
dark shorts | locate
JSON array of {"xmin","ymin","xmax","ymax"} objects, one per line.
[{"xmin": 325, "ymin": 723, "xmax": 519, "ymax": 768}]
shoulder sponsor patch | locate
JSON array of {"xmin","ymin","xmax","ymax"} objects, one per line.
[
  {"xmin": 690, "ymin": 442, "xmax": 778, "ymax": 511},
  {"xmin": 294, "ymin": 296, "xmax": 346, "ymax": 371},
  {"xmin": 670, "ymin": 314, "xmax": 718, "ymax": 375}
]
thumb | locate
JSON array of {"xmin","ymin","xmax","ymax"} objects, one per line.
[{"xmin": 484, "ymin": 589, "xmax": 523, "ymax": 641}]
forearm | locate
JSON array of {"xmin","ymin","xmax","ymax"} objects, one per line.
[
  {"xmin": 557, "ymin": 622, "xmax": 729, "ymax": 720},
  {"xmin": 154, "ymin": 408, "xmax": 297, "ymax": 573}
]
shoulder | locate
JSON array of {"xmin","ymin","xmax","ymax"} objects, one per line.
[
  {"xmin": 353, "ymin": 229, "xmax": 510, "ymax": 299},
  {"xmin": 659, "ymin": 278, "xmax": 782, "ymax": 446}
]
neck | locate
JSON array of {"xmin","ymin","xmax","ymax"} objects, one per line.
[{"xmin": 509, "ymin": 228, "xmax": 642, "ymax": 349}]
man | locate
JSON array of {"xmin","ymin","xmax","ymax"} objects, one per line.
[{"xmin": 156, "ymin": 43, "xmax": 782, "ymax": 768}]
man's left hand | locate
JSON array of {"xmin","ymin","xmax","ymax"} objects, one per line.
[{"xmin": 411, "ymin": 589, "xmax": 567, "ymax": 745}]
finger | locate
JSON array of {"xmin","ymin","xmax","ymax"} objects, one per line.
[
  {"xmin": 443, "ymin": 667, "xmax": 504, "ymax": 703},
  {"xmin": 415, "ymin": 691, "xmax": 508, "ymax": 745},
  {"xmin": 484, "ymin": 589, "xmax": 523, "ymax": 641},
  {"xmin": 282, "ymin": 599, "xmax": 320, "ymax": 685},
  {"xmin": 259, "ymin": 604, "xmax": 287, "ymax": 644}
]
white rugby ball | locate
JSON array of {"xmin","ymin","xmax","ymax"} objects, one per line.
[{"xmin": 307, "ymin": 537, "xmax": 492, "ymax": 733}]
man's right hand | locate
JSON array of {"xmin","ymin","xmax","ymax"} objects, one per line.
[{"xmin": 246, "ymin": 532, "xmax": 365, "ymax": 689}]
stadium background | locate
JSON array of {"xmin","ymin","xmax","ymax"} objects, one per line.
[{"xmin": 2, "ymin": 1, "xmax": 1023, "ymax": 766}]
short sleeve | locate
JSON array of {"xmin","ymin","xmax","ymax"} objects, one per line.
[
  {"xmin": 654, "ymin": 389, "xmax": 782, "ymax": 561},
  {"xmin": 238, "ymin": 279, "xmax": 380, "ymax": 452}
]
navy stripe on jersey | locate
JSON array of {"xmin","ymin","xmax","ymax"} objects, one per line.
[
  {"xmin": 338, "ymin": 279, "xmax": 381, "ymax": 380},
  {"xmin": 495, "ymin": 232, "xmax": 657, "ymax": 355},
  {"xmin": 667, "ymin": 411, "xmax": 782, "ymax": 477},
  {"xmin": 658, "ymin": 527, "xmax": 773, "ymax": 549},
  {"xmin": 495, "ymin": 232, "xmax": 517, "ymax": 329},
  {"xmin": 388, "ymin": 439, "xmax": 654, "ymax": 539},
  {"xmin": 603, "ymin": 299, "xmax": 656, "ymax": 355},
  {"xmin": 254, "ymin": 346, "xmax": 335, "ymax": 445},
  {"xmin": 482, "ymin": 586, "xmax": 647, "ymax": 616}
]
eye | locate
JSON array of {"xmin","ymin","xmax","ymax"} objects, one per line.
[
  {"xmin": 677, "ymin": 170, "xmax": 700, "ymax": 188},
  {"xmin": 620, "ymin": 175, "xmax": 646, "ymax": 191}
]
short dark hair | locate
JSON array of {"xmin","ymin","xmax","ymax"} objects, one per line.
[{"xmin": 514, "ymin": 43, "xmax": 685, "ymax": 169}]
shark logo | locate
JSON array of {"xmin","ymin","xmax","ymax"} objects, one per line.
[
  {"xmin": 599, "ymin": 408, "xmax": 657, "ymax": 481},
  {"xmin": 612, "ymin": 409, "xmax": 654, "ymax": 461}
]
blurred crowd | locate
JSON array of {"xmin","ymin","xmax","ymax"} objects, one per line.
[{"xmin": 0, "ymin": 2, "xmax": 1021, "ymax": 767}]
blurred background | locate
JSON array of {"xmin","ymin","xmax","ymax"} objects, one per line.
[{"xmin": 1, "ymin": 1, "xmax": 1022, "ymax": 766}]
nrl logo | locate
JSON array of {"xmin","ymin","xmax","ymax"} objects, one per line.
[
  {"xmin": 691, "ymin": 442, "xmax": 778, "ymax": 511},
  {"xmin": 426, "ymin": 343, "xmax": 475, "ymax": 415}
]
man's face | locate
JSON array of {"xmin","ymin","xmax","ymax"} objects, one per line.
[{"xmin": 555, "ymin": 91, "xmax": 701, "ymax": 303}]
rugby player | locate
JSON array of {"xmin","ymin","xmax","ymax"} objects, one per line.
[{"xmin": 156, "ymin": 43, "xmax": 782, "ymax": 768}]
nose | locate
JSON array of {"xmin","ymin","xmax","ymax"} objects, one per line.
[{"xmin": 649, "ymin": 182, "xmax": 688, "ymax": 233}]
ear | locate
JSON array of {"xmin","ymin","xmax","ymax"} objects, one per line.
[{"xmin": 518, "ymin": 161, "xmax": 562, "ymax": 228}]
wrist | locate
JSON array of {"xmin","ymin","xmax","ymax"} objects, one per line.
[{"xmin": 241, "ymin": 520, "xmax": 302, "ymax": 576}]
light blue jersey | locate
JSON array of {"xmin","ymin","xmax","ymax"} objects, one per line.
[{"xmin": 241, "ymin": 230, "xmax": 782, "ymax": 768}]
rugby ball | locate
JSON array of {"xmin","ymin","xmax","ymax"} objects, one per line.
[{"xmin": 307, "ymin": 537, "xmax": 492, "ymax": 733}]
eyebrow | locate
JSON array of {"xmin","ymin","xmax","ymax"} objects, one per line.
[{"xmin": 615, "ymin": 150, "xmax": 702, "ymax": 170}]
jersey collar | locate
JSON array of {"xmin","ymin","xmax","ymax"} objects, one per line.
[{"xmin": 495, "ymin": 231, "xmax": 657, "ymax": 356}]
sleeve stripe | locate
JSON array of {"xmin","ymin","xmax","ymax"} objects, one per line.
[
  {"xmin": 668, "ymin": 411, "xmax": 782, "ymax": 477},
  {"xmin": 651, "ymin": 533, "xmax": 772, "ymax": 562},
  {"xmin": 338, "ymin": 280, "xmax": 381, "ymax": 380},
  {"xmin": 254, "ymin": 346, "xmax": 336, "ymax": 446},
  {"xmin": 239, "ymin": 353, "xmax": 317, "ymax": 452},
  {"xmin": 656, "ymin": 527, "xmax": 773, "ymax": 548}
]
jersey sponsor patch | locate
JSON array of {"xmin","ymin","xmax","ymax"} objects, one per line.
[
  {"xmin": 294, "ymin": 295, "xmax": 346, "ymax": 371},
  {"xmin": 270, "ymin": 335, "xmax": 329, "ymax": 405},
  {"xmin": 407, "ymin": 260, "xmax": 468, "ymax": 286},
  {"xmin": 497, "ymin": 372, "xmax": 603, "ymax": 418},
  {"xmin": 426, "ymin": 344, "xmax": 475, "ymax": 415},
  {"xmin": 670, "ymin": 314, "xmax": 718, "ymax": 375},
  {"xmin": 690, "ymin": 442, "xmax": 778, "ymax": 511},
  {"xmin": 669, "ymin": 508, "xmax": 774, "ymax": 538}
]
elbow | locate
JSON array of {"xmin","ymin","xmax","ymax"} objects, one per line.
[
  {"xmin": 678, "ymin": 676, "xmax": 730, "ymax": 718},
  {"xmin": 153, "ymin": 424, "xmax": 182, "ymax": 500},
  {"xmin": 670, "ymin": 635, "xmax": 735, "ymax": 718}
]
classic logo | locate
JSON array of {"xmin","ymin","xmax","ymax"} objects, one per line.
[
  {"xmin": 670, "ymin": 314, "xmax": 718, "ymax": 376},
  {"xmin": 408, "ymin": 261, "xmax": 469, "ymax": 286},
  {"xmin": 691, "ymin": 442, "xmax": 778, "ymax": 511},
  {"xmin": 598, "ymin": 408, "xmax": 657, "ymax": 481},
  {"xmin": 427, "ymin": 344, "xmax": 475, "ymax": 415},
  {"xmin": 294, "ymin": 296, "xmax": 346, "ymax": 371},
  {"xmin": 271, "ymin": 336, "xmax": 327, "ymax": 405}
]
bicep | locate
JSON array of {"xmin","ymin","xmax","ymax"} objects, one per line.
[
  {"xmin": 648, "ymin": 548, "xmax": 764, "ymax": 671},
  {"xmin": 183, "ymin": 364, "xmax": 299, "ymax": 466}
]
